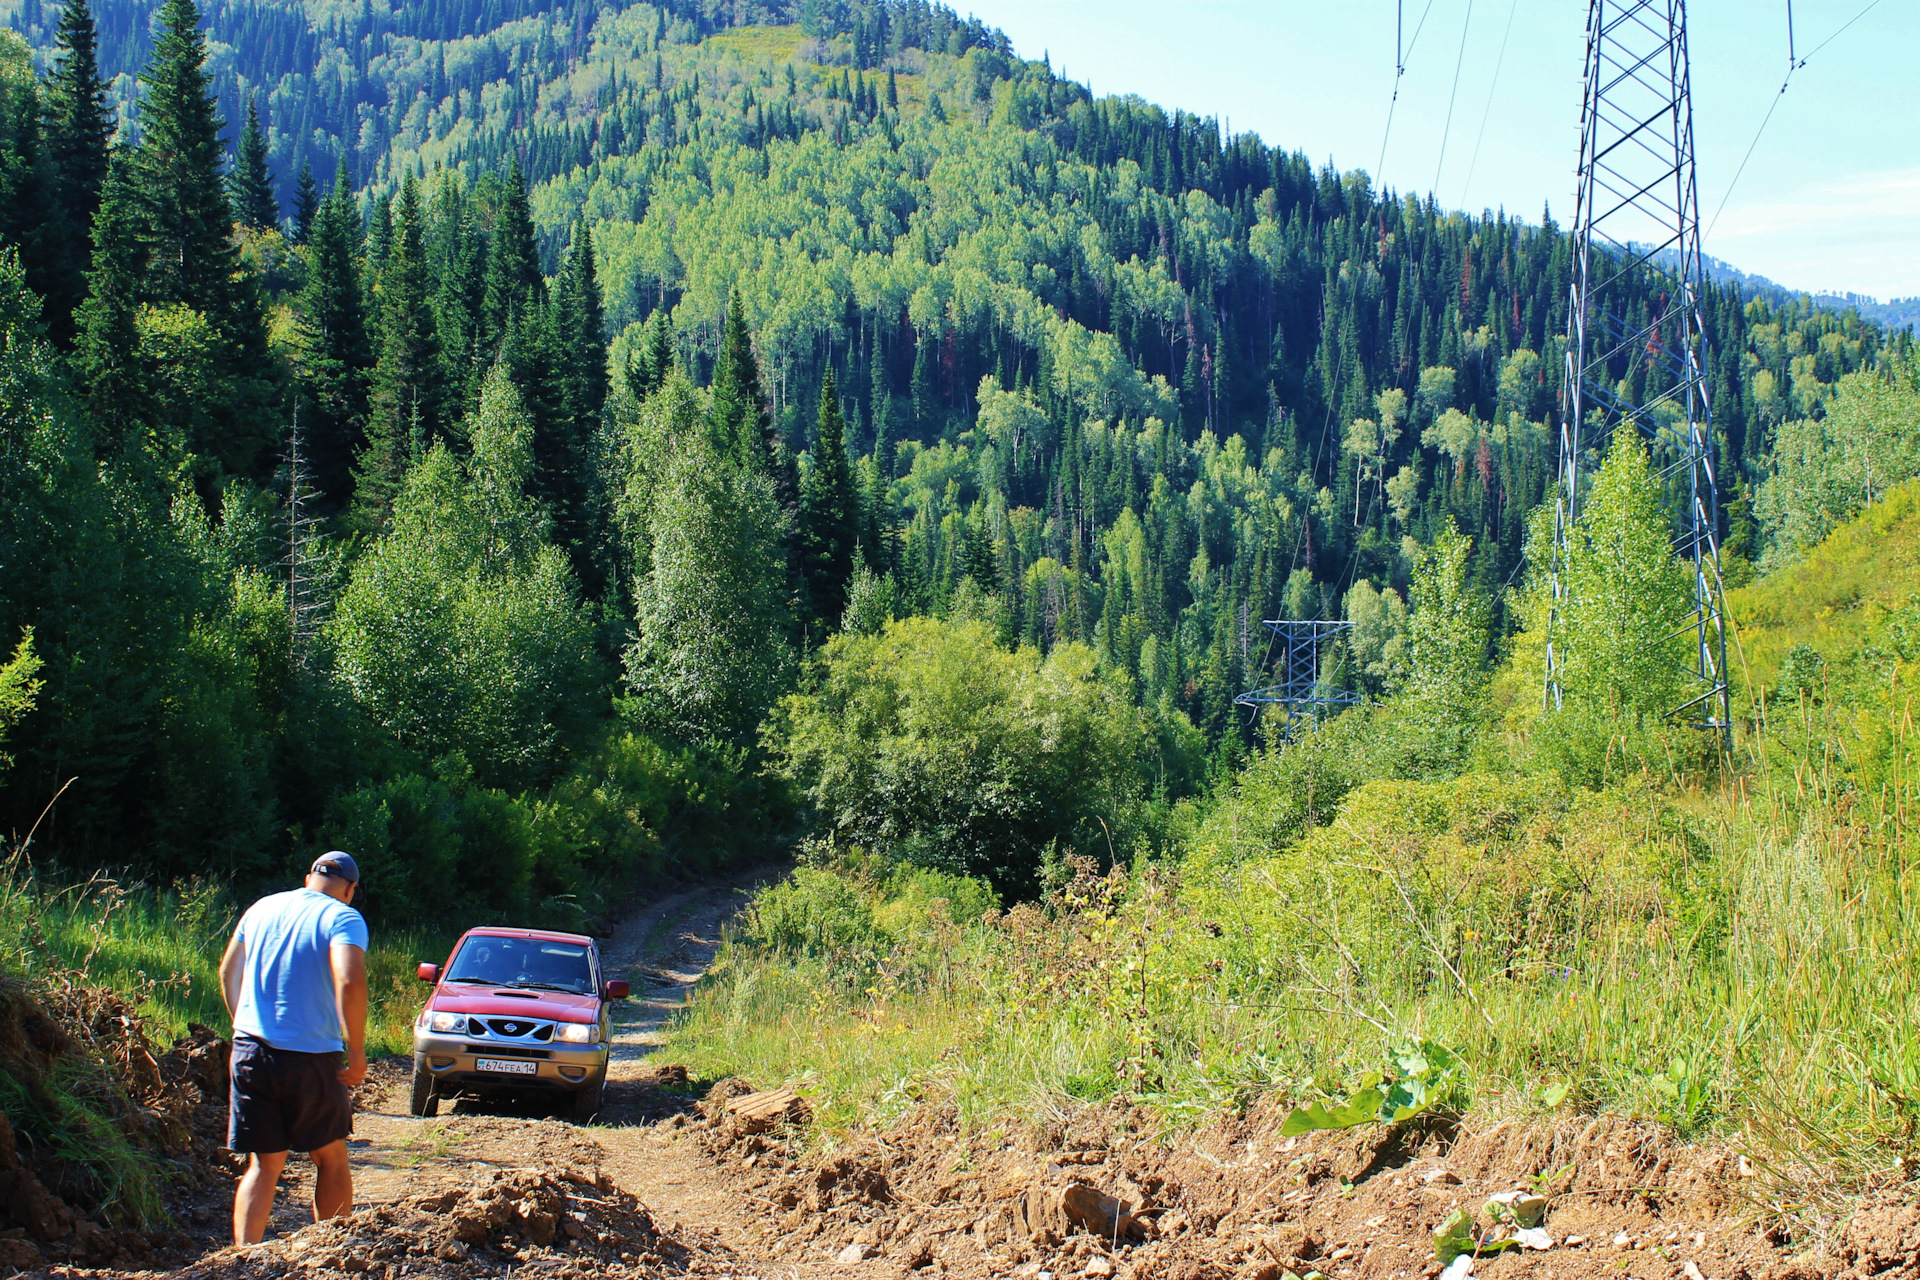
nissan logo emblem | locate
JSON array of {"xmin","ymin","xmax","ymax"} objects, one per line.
[{"xmin": 502, "ymin": 1023, "xmax": 522, "ymax": 1035}]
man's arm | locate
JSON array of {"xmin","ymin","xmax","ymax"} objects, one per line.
[
  {"xmin": 330, "ymin": 943, "xmax": 368, "ymax": 1087},
  {"xmin": 219, "ymin": 932, "xmax": 247, "ymax": 1021}
]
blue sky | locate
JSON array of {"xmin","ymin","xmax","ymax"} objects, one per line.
[{"xmin": 960, "ymin": 1, "xmax": 1918, "ymax": 301}]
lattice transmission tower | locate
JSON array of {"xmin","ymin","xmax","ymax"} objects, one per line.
[
  {"xmin": 1546, "ymin": 0, "xmax": 1731, "ymax": 740},
  {"xmin": 1234, "ymin": 620, "xmax": 1363, "ymax": 742}
]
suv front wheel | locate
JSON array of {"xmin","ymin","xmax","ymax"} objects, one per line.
[
  {"xmin": 569, "ymin": 1075, "xmax": 604, "ymax": 1124},
  {"xmin": 408, "ymin": 1063, "xmax": 439, "ymax": 1118}
]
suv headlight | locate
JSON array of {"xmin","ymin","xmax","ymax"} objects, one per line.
[
  {"xmin": 554, "ymin": 1023, "xmax": 599, "ymax": 1044},
  {"xmin": 427, "ymin": 1011, "xmax": 467, "ymax": 1034}
]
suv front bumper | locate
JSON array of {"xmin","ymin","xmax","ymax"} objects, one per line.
[{"xmin": 412, "ymin": 1031, "xmax": 609, "ymax": 1094}]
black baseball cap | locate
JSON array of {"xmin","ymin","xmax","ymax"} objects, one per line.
[{"xmin": 311, "ymin": 851, "xmax": 361, "ymax": 884}]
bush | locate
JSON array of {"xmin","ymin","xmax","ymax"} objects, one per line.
[{"xmin": 768, "ymin": 616, "xmax": 1152, "ymax": 896}]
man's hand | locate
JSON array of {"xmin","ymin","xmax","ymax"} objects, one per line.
[{"xmin": 338, "ymin": 1047, "xmax": 367, "ymax": 1088}]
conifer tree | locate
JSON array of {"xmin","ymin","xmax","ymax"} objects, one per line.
[
  {"xmin": 135, "ymin": 0, "xmax": 279, "ymax": 480},
  {"xmin": 709, "ymin": 290, "xmax": 770, "ymax": 473},
  {"xmin": 357, "ymin": 174, "xmax": 441, "ymax": 526},
  {"xmin": 290, "ymin": 160, "xmax": 320, "ymax": 244},
  {"xmin": 137, "ymin": 0, "xmax": 238, "ymax": 318},
  {"xmin": 481, "ymin": 158, "xmax": 542, "ymax": 354},
  {"xmin": 551, "ymin": 220, "xmax": 607, "ymax": 428},
  {"xmin": 536, "ymin": 220, "xmax": 609, "ymax": 592},
  {"xmin": 627, "ymin": 308, "xmax": 676, "ymax": 398},
  {"xmin": 42, "ymin": 0, "xmax": 113, "ymax": 340},
  {"xmin": 297, "ymin": 166, "xmax": 373, "ymax": 504},
  {"xmin": 427, "ymin": 171, "xmax": 484, "ymax": 407},
  {"xmin": 72, "ymin": 148, "xmax": 147, "ymax": 449},
  {"xmin": 800, "ymin": 369, "xmax": 861, "ymax": 627},
  {"xmin": 229, "ymin": 95, "xmax": 278, "ymax": 232},
  {"xmin": 366, "ymin": 193, "xmax": 393, "ymax": 268}
]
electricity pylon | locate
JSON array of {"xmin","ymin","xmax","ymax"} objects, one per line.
[
  {"xmin": 1546, "ymin": 0, "xmax": 1731, "ymax": 742},
  {"xmin": 1234, "ymin": 620, "xmax": 1363, "ymax": 742}
]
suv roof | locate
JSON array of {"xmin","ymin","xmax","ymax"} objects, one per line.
[{"xmin": 459, "ymin": 927, "xmax": 597, "ymax": 946}]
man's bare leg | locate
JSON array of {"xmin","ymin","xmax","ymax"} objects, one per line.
[
  {"xmin": 309, "ymin": 1139, "xmax": 353, "ymax": 1221},
  {"xmin": 234, "ymin": 1151, "xmax": 288, "ymax": 1245}
]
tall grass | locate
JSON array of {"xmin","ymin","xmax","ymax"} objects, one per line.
[
  {"xmin": 0, "ymin": 855, "xmax": 450, "ymax": 1056},
  {"xmin": 667, "ymin": 705, "xmax": 1920, "ymax": 1227}
]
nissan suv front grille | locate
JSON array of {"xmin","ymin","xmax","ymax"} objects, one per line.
[{"xmin": 470, "ymin": 1017, "xmax": 555, "ymax": 1040}]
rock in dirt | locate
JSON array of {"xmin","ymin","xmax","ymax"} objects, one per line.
[
  {"xmin": 836, "ymin": 1241, "xmax": 870, "ymax": 1263},
  {"xmin": 725, "ymin": 1085, "xmax": 810, "ymax": 1135},
  {"xmin": 1083, "ymin": 1255, "xmax": 1116, "ymax": 1277},
  {"xmin": 1060, "ymin": 1183, "xmax": 1137, "ymax": 1239}
]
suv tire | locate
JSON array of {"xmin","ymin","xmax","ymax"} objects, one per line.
[
  {"xmin": 569, "ymin": 1075, "xmax": 605, "ymax": 1125},
  {"xmin": 408, "ymin": 1064, "xmax": 439, "ymax": 1117}
]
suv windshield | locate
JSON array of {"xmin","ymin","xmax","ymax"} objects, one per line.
[{"xmin": 445, "ymin": 937, "xmax": 594, "ymax": 994}]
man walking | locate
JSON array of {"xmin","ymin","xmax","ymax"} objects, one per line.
[{"xmin": 218, "ymin": 852, "xmax": 369, "ymax": 1245}]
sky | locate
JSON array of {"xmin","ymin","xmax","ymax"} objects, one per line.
[{"xmin": 957, "ymin": 1, "xmax": 1919, "ymax": 302}]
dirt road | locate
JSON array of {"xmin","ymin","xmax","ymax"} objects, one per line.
[{"xmin": 350, "ymin": 870, "xmax": 787, "ymax": 1250}]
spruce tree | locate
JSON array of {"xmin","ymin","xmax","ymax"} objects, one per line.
[
  {"xmin": 426, "ymin": 170, "xmax": 484, "ymax": 410},
  {"xmin": 137, "ymin": 0, "xmax": 238, "ymax": 318},
  {"xmin": 357, "ymin": 174, "xmax": 441, "ymax": 527},
  {"xmin": 800, "ymin": 369, "xmax": 861, "ymax": 628},
  {"xmin": 296, "ymin": 167, "xmax": 373, "ymax": 504},
  {"xmin": 709, "ymin": 289, "xmax": 769, "ymax": 473},
  {"xmin": 290, "ymin": 160, "xmax": 320, "ymax": 244},
  {"xmin": 72, "ymin": 148, "xmax": 147, "ymax": 450},
  {"xmin": 551, "ymin": 220, "xmax": 607, "ymax": 428},
  {"xmin": 481, "ymin": 157, "xmax": 542, "ymax": 354},
  {"xmin": 136, "ymin": 0, "xmax": 278, "ymax": 479},
  {"xmin": 42, "ymin": 0, "xmax": 113, "ymax": 340},
  {"xmin": 536, "ymin": 220, "xmax": 608, "ymax": 593},
  {"xmin": 229, "ymin": 95, "xmax": 278, "ymax": 232},
  {"xmin": 627, "ymin": 308, "xmax": 676, "ymax": 398}
]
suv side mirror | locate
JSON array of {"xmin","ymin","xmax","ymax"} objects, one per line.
[
  {"xmin": 603, "ymin": 979, "xmax": 630, "ymax": 1001},
  {"xmin": 417, "ymin": 963, "xmax": 440, "ymax": 983}
]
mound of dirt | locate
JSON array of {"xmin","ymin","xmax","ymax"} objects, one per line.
[
  {"xmin": 687, "ymin": 1077, "xmax": 1849, "ymax": 1280},
  {"xmin": 0, "ymin": 975, "xmax": 236, "ymax": 1272},
  {"xmin": 173, "ymin": 1166, "xmax": 730, "ymax": 1280}
]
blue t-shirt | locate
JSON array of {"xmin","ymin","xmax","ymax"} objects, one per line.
[{"xmin": 232, "ymin": 888, "xmax": 369, "ymax": 1054}]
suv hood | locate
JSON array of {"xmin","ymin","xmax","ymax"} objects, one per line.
[{"xmin": 429, "ymin": 988, "xmax": 599, "ymax": 1022}]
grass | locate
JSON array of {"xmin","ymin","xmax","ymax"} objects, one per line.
[
  {"xmin": 665, "ymin": 494, "xmax": 1920, "ymax": 1233},
  {"xmin": 669, "ymin": 760, "xmax": 1920, "ymax": 1221},
  {"xmin": 0, "ymin": 857, "xmax": 454, "ymax": 1057},
  {"xmin": 1727, "ymin": 476, "xmax": 1920, "ymax": 693}
]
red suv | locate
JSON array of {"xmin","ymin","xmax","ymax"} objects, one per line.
[{"xmin": 410, "ymin": 928, "xmax": 629, "ymax": 1123}]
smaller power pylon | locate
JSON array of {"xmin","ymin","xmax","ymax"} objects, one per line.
[{"xmin": 1235, "ymin": 619, "xmax": 1363, "ymax": 741}]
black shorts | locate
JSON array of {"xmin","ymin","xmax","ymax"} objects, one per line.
[{"xmin": 227, "ymin": 1035, "xmax": 354, "ymax": 1154}]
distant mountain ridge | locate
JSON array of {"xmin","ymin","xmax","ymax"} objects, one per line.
[{"xmin": 1637, "ymin": 242, "xmax": 1919, "ymax": 332}]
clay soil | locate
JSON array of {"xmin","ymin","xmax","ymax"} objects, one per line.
[{"xmin": 17, "ymin": 874, "xmax": 1919, "ymax": 1280}]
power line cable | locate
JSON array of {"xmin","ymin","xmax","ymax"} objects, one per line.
[
  {"xmin": 1375, "ymin": 0, "xmax": 1440, "ymax": 186},
  {"xmin": 1431, "ymin": 0, "xmax": 1476, "ymax": 198},
  {"xmin": 1458, "ymin": 0, "xmax": 1519, "ymax": 211},
  {"xmin": 1705, "ymin": 0, "xmax": 1885, "ymax": 241}
]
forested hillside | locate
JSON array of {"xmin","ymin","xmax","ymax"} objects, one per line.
[{"xmin": 1, "ymin": 0, "xmax": 1916, "ymax": 914}]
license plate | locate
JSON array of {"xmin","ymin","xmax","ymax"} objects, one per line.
[{"xmin": 475, "ymin": 1058, "xmax": 539, "ymax": 1076}]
